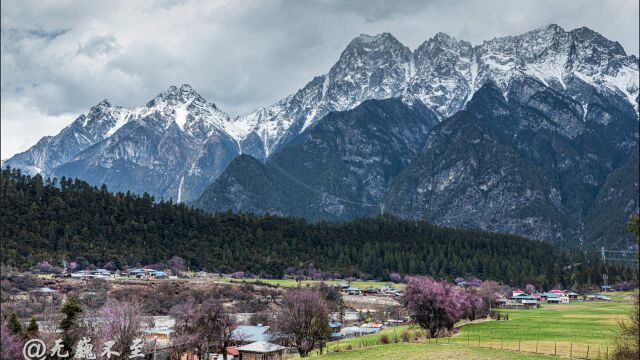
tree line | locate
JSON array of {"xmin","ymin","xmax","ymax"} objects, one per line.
[{"xmin": 1, "ymin": 168, "xmax": 635, "ymax": 289}]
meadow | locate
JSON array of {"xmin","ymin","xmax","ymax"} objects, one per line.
[
  {"xmin": 224, "ymin": 278, "xmax": 405, "ymax": 289},
  {"xmin": 313, "ymin": 291, "xmax": 636, "ymax": 359}
]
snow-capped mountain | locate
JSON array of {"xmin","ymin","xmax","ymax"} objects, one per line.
[
  {"xmin": 234, "ymin": 24, "xmax": 638, "ymax": 159},
  {"xmin": 4, "ymin": 84, "xmax": 242, "ymax": 202},
  {"xmin": 3, "ymin": 24, "xmax": 638, "ymax": 207},
  {"xmin": 2, "ymin": 100, "xmax": 130, "ymax": 175}
]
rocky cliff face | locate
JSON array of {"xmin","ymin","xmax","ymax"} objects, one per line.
[
  {"xmin": 385, "ymin": 80, "xmax": 638, "ymax": 244},
  {"xmin": 194, "ymin": 98, "xmax": 439, "ymax": 220}
]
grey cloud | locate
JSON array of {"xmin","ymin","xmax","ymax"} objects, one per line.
[
  {"xmin": 77, "ymin": 34, "xmax": 120, "ymax": 57},
  {"xmin": 1, "ymin": 0, "xmax": 638, "ymax": 159}
]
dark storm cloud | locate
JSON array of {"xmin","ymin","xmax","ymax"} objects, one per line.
[{"xmin": 1, "ymin": 0, "xmax": 638, "ymax": 158}]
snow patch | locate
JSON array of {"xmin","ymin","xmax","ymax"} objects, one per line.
[
  {"xmin": 177, "ymin": 176, "xmax": 185, "ymax": 203},
  {"xmin": 174, "ymin": 105, "xmax": 189, "ymax": 130}
]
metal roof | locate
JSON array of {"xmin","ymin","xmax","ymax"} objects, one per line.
[{"xmin": 236, "ymin": 341, "xmax": 286, "ymax": 353}]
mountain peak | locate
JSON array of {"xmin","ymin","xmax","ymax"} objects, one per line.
[
  {"xmin": 87, "ymin": 99, "xmax": 117, "ymax": 117},
  {"xmin": 569, "ymin": 26, "xmax": 626, "ymax": 55},
  {"xmin": 353, "ymin": 32, "xmax": 397, "ymax": 44},
  {"xmin": 96, "ymin": 99, "xmax": 112, "ymax": 107},
  {"xmin": 345, "ymin": 32, "xmax": 407, "ymax": 53},
  {"xmin": 148, "ymin": 83, "xmax": 207, "ymax": 108}
]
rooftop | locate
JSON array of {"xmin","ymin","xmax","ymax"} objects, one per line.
[{"xmin": 236, "ymin": 341, "xmax": 286, "ymax": 353}]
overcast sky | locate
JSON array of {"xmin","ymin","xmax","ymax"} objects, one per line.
[{"xmin": 1, "ymin": 0, "xmax": 638, "ymax": 159}]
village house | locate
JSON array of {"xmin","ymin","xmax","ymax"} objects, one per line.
[
  {"xmin": 511, "ymin": 293, "xmax": 538, "ymax": 308},
  {"xmin": 344, "ymin": 287, "xmax": 362, "ymax": 295},
  {"xmin": 236, "ymin": 341, "xmax": 287, "ymax": 360}
]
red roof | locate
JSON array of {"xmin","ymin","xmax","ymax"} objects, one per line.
[
  {"xmin": 226, "ymin": 347, "xmax": 239, "ymax": 356},
  {"xmin": 549, "ymin": 289, "xmax": 564, "ymax": 293}
]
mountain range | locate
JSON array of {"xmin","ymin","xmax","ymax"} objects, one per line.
[{"xmin": 3, "ymin": 24, "xmax": 639, "ymax": 247}]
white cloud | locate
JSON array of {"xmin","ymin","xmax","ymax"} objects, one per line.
[
  {"xmin": 0, "ymin": 98, "xmax": 75, "ymax": 159},
  {"xmin": 1, "ymin": 0, "xmax": 638, "ymax": 158}
]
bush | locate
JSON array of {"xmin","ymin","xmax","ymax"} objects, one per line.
[
  {"xmin": 414, "ymin": 329, "xmax": 424, "ymax": 340},
  {"xmin": 401, "ymin": 330, "xmax": 410, "ymax": 342},
  {"xmin": 379, "ymin": 335, "xmax": 390, "ymax": 344}
]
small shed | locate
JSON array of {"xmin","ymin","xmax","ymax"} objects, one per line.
[
  {"xmin": 542, "ymin": 292, "xmax": 561, "ymax": 303},
  {"xmin": 150, "ymin": 271, "xmax": 168, "ymax": 278},
  {"xmin": 225, "ymin": 346, "xmax": 240, "ymax": 360},
  {"xmin": 564, "ymin": 291, "xmax": 579, "ymax": 300},
  {"xmin": 328, "ymin": 321, "xmax": 342, "ymax": 332},
  {"xmin": 344, "ymin": 287, "xmax": 362, "ymax": 295},
  {"xmin": 236, "ymin": 341, "xmax": 286, "ymax": 360}
]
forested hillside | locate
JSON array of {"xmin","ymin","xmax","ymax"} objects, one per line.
[{"xmin": 1, "ymin": 168, "xmax": 634, "ymax": 288}]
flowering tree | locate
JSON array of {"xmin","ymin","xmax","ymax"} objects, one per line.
[
  {"xmin": 1, "ymin": 321, "xmax": 23, "ymax": 360},
  {"xmin": 103, "ymin": 261, "xmax": 116, "ymax": 271},
  {"xmin": 477, "ymin": 280, "xmax": 506, "ymax": 310},
  {"xmin": 389, "ymin": 273, "xmax": 402, "ymax": 283},
  {"xmin": 38, "ymin": 260, "xmax": 53, "ymax": 273},
  {"xmin": 67, "ymin": 262, "xmax": 78, "ymax": 272},
  {"xmin": 231, "ymin": 271, "xmax": 245, "ymax": 279},
  {"xmin": 98, "ymin": 300, "xmax": 146, "ymax": 358},
  {"xmin": 168, "ymin": 256, "xmax": 186, "ymax": 276},
  {"xmin": 276, "ymin": 288, "xmax": 331, "ymax": 357},
  {"xmin": 459, "ymin": 289, "xmax": 485, "ymax": 321},
  {"xmin": 525, "ymin": 284, "xmax": 537, "ymax": 294},
  {"xmin": 170, "ymin": 297, "xmax": 236, "ymax": 359},
  {"xmin": 403, "ymin": 276, "xmax": 467, "ymax": 337}
]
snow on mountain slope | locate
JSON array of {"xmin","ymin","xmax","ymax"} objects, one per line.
[
  {"xmin": 233, "ymin": 25, "xmax": 638, "ymax": 160},
  {"xmin": 4, "ymin": 84, "xmax": 237, "ymax": 175}
]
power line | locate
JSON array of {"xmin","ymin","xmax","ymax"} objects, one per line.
[{"xmin": 266, "ymin": 159, "xmax": 388, "ymax": 214}]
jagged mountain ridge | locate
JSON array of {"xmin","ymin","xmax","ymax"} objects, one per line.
[
  {"xmin": 234, "ymin": 24, "xmax": 639, "ymax": 159},
  {"xmin": 3, "ymin": 24, "xmax": 639, "ymax": 206}
]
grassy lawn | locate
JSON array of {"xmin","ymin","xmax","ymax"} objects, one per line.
[
  {"xmin": 451, "ymin": 291, "xmax": 636, "ymax": 358},
  {"xmin": 313, "ymin": 291, "xmax": 636, "ymax": 359},
  {"xmin": 313, "ymin": 343, "xmax": 558, "ymax": 359},
  {"xmin": 224, "ymin": 278, "xmax": 405, "ymax": 289}
]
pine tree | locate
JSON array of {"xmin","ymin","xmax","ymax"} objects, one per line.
[
  {"xmin": 8, "ymin": 312, "xmax": 23, "ymax": 337},
  {"xmin": 25, "ymin": 317, "xmax": 39, "ymax": 338},
  {"xmin": 59, "ymin": 297, "xmax": 82, "ymax": 356}
]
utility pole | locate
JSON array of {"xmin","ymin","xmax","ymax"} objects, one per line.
[{"xmin": 601, "ymin": 246, "xmax": 606, "ymax": 262}]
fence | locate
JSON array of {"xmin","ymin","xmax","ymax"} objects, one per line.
[{"xmin": 327, "ymin": 334, "xmax": 613, "ymax": 359}]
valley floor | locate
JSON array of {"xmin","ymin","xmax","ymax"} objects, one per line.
[{"xmin": 309, "ymin": 291, "xmax": 635, "ymax": 359}]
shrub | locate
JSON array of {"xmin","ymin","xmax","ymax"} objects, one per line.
[
  {"xmin": 379, "ymin": 335, "xmax": 390, "ymax": 344},
  {"xmin": 401, "ymin": 330, "xmax": 410, "ymax": 342}
]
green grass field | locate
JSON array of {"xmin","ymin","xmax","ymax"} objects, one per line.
[
  {"xmin": 315, "ymin": 343, "xmax": 558, "ymax": 359},
  {"xmin": 224, "ymin": 278, "xmax": 405, "ymax": 289},
  {"xmin": 312, "ymin": 291, "xmax": 636, "ymax": 359}
]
